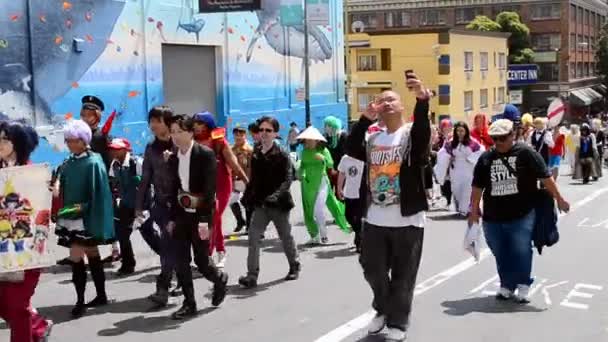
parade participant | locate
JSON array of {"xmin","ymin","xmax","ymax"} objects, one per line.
[
  {"xmin": 323, "ymin": 116, "xmax": 348, "ymax": 192},
  {"xmin": 591, "ymin": 119, "xmax": 604, "ymax": 179},
  {"xmin": 136, "ymin": 106, "xmax": 180, "ymax": 306},
  {"xmin": 0, "ymin": 121, "xmax": 53, "ymax": 342},
  {"xmin": 519, "ymin": 112, "xmax": 533, "ymax": 144},
  {"xmin": 574, "ymin": 124, "xmax": 599, "ymax": 184},
  {"xmin": 287, "ymin": 122, "xmax": 300, "ymax": 153},
  {"xmin": 54, "ymin": 120, "xmax": 115, "ymax": 318},
  {"xmin": 248, "ymin": 121, "xmax": 261, "ymax": 145},
  {"xmin": 471, "ymin": 113, "xmax": 494, "ymax": 149},
  {"xmin": 470, "ymin": 119, "xmax": 570, "ymax": 303},
  {"xmin": 549, "ymin": 126, "xmax": 566, "ymax": 179},
  {"xmin": 298, "ymin": 127, "xmax": 350, "ymax": 244},
  {"xmin": 337, "ymin": 152, "xmax": 365, "ymax": 252},
  {"xmin": 565, "ymin": 124, "xmax": 580, "ymax": 174},
  {"xmin": 230, "ymin": 127, "xmax": 253, "ymax": 233},
  {"xmin": 193, "ymin": 112, "xmax": 249, "ymax": 268},
  {"xmin": 435, "ymin": 122, "xmax": 484, "ymax": 217},
  {"xmin": 530, "ymin": 117, "xmax": 554, "ymax": 165},
  {"xmin": 166, "ymin": 115, "xmax": 229, "ymax": 319},
  {"xmin": 108, "ymin": 138, "xmax": 142, "ymax": 276},
  {"xmin": 239, "ymin": 116, "xmax": 300, "ymax": 289},
  {"xmin": 346, "ymin": 72, "xmax": 433, "ymax": 341},
  {"xmin": 434, "ymin": 119, "xmax": 453, "ymax": 207}
]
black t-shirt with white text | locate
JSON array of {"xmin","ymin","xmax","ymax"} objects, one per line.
[{"xmin": 472, "ymin": 143, "xmax": 551, "ymax": 222}]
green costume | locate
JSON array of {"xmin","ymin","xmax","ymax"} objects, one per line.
[
  {"xmin": 298, "ymin": 147, "xmax": 350, "ymax": 238},
  {"xmin": 57, "ymin": 151, "xmax": 115, "ymax": 246}
]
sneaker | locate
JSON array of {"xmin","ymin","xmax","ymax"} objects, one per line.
[
  {"xmin": 306, "ymin": 237, "xmax": 320, "ymax": 245},
  {"xmin": 385, "ymin": 327, "xmax": 407, "ymax": 341},
  {"xmin": 320, "ymin": 237, "xmax": 329, "ymax": 245},
  {"xmin": 40, "ymin": 320, "xmax": 53, "ymax": 342},
  {"xmin": 495, "ymin": 287, "xmax": 513, "ymax": 301},
  {"xmin": 216, "ymin": 252, "xmax": 226, "ymax": 268},
  {"xmin": 211, "ymin": 272, "xmax": 229, "ymax": 306},
  {"xmin": 238, "ymin": 275, "xmax": 258, "ymax": 288},
  {"xmin": 367, "ymin": 314, "xmax": 386, "ymax": 334},
  {"xmin": 515, "ymin": 285, "xmax": 531, "ymax": 304}
]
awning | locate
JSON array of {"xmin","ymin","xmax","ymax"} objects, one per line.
[
  {"xmin": 349, "ymin": 40, "xmax": 370, "ymax": 48},
  {"xmin": 593, "ymin": 84, "xmax": 607, "ymax": 96},
  {"xmin": 569, "ymin": 87, "xmax": 603, "ymax": 106}
]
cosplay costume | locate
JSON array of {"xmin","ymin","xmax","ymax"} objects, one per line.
[
  {"xmin": 324, "ymin": 116, "xmax": 348, "ymax": 192},
  {"xmin": 471, "ymin": 114, "xmax": 494, "ymax": 150},
  {"xmin": 81, "ymin": 95, "xmax": 116, "ymax": 170},
  {"xmin": 298, "ymin": 128, "xmax": 350, "ymax": 242},
  {"xmin": 435, "ymin": 138, "xmax": 484, "ymax": 215},
  {"xmin": 230, "ymin": 140, "xmax": 253, "ymax": 232}
]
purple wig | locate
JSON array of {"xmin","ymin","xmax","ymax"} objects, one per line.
[
  {"xmin": 193, "ymin": 112, "xmax": 217, "ymax": 129},
  {"xmin": 64, "ymin": 120, "xmax": 92, "ymax": 145}
]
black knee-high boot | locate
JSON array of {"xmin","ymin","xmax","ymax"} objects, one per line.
[
  {"xmin": 86, "ymin": 256, "xmax": 108, "ymax": 307},
  {"xmin": 230, "ymin": 202, "xmax": 246, "ymax": 232},
  {"xmin": 71, "ymin": 260, "xmax": 87, "ymax": 318}
]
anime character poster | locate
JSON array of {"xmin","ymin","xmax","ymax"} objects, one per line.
[{"xmin": 0, "ymin": 164, "xmax": 54, "ymax": 273}]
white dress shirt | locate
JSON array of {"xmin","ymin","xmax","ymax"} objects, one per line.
[{"xmin": 177, "ymin": 141, "xmax": 194, "ymax": 192}]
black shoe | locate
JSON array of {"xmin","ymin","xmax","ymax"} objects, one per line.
[
  {"xmin": 117, "ymin": 265, "xmax": 135, "ymax": 276},
  {"xmin": 71, "ymin": 303, "xmax": 86, "ymax": 318},
  {"xmin": 101, "ymin": 254, "xmax": 120, "ymax": 264},
  {"xmin": 285, "ymin": 261, "xmax": 301, "ymax": 281},
  {"xmin": 238, "ymin": 275, "xmax": 258, "ymax": 289},
  {"xmin": 171, "ymin": 302, "xmax": 197, "ymax": 320},
  {"xmin": 169, "ymin": 283, "xmax": 182, "ymax": 297},
  {"xmin": 148, "ymin": 291, "xmax": 169, "ymax": 306},
  {"xmin": 233, "ymin": 225, "xmax": 244, "ymax": 233},
  {"xmin": 211, "ymin": 272, "xmax": 229, "ymax": 306},
  {"xmin": 85, "ymin": 295, "xmax": 108, "ymax": 308},
  {"xmin": 57, "ymin": 257, "xmax": 73, "ymax": 266}
]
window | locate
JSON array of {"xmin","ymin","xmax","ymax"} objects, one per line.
[
  {"xmin": 577, "ymin": 62, "xmax": 583, "ymax": 78},
  {"xmin": 570, "ymin": 5, "xmax": 577, "ymax": 24},
  {"xmin": 578, "ymin": 7, "xmax": 583, "ymax": 27},
  {"xmin": 465, "ymin": 52, "xmax": 474, "ymax": 71},
  {"xmin": 498, "ymin": 53, "xmax": 506, "ymax": 70},
  {"xmin": 570, "ymin": 33, "xmax": 577, "ymax": 50},
  {"xmin": 585, "ymin": 62, "xmax": 590, "ymax": 77},
  {"xmin": 357, "ymin": 55, "xmax": 377, "ymax": 71},
  {"xmin": 352, "ymin": 13, "xmax": 377, "ymax": 29},
  {"xmin": 497, "ymin": 87, "xmax": 505, "ymax": 104},
  {"xmin": 358, "ymin": 93, "xmax": 375, "ymax": 113},
  {"xmin": 464, "ymin": 91, "xmax": 473, "ymax": 111},
  {"xmin": 531, "ymin": 4, "xmax": 560, "ymax": 20},
  {"xmin": 380, "ymin": 49, "xmax": 391, "ymax": 71},
  {"xmin": 439, "ymin": 55, "xmax": 450, "ymax": 75},
  {"xmin": 538, "ymin": 63, "xmax": 559, "ymax": 82},
  {"xmin": 438, "ymin": 85, "xmax": 450, "ymax": 105},
  {"xmin": 385, "ymin": 11, "xmax": 411, "ymax": 28},
  {"xmin": 480, "ymin": 52, "xmax": 489, "ymax": 71},
  {"xmin": 585, "ymin": 9, "xmax": 590, "ymax": 26},
  {"xmin": 480, "ymin": 89, "xmax": 488, "ymax": 108},
  {"xmin": 578, "ymin": 35, "xmax": 584, "ymax": 50},
  {"xmin": 456, "ymin": 7, "xmax": 483, "ymax": 24},
  {"xmin": 420, "ymin": 9, "xmax": 446, "ymax": 26},
  {"xmin": 570, "ymin": 62, "xmax": 576, "ymax": 79},
  {"xmin": 531, "ymin": 34, "xmax": 561, "ymax": 51}
]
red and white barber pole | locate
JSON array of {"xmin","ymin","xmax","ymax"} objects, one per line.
[{"xmin": 547, "ymin": 98, "xmax": 565, "ymax": 128}]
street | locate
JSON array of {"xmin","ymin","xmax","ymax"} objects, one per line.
[{"xmin": 2, "ymin": 167, "xmax": 608, "ymax": 342}]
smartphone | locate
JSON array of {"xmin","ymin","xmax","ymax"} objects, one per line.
[{"xmin": 405, "ymin": 69, "xmax": 415, "ymax": 90}]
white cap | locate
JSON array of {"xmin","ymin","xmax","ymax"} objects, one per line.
[
  {"xmin": 489, "ymin": 119, "xmax": 514, "ymax": 136},
  {"xmin": 297, "ymin": 127, "xmax": 327, "ymax": 142}
]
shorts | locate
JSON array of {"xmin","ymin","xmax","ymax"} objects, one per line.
[{"xmin": 549, "ymin": 155, "xmax": 562, "ymax": 169}]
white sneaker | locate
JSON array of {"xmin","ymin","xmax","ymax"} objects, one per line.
[
  {"xmin": 216, "ymin": 252, "xmax": 226, "ymax": 268},
  {"xmin": 386, "ymin": 327, "xmax": 406, "ymax": 341},
  {"xmin": 306, "ymin": 236, "xmax": 320, "ymax": 245},
  {"xmin": 495, "ymin": 287, "xmax": 513, "ymax": 300},
  {"xmin": 366, "ymin": 314, "xmax": 386, "ymax": 334},
  {"xmin": 515, "ymin": 285, "xmax": 530, "ymax": 304}
]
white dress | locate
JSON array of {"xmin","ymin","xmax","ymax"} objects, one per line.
[{"xmin": 435, "ymin": 140, "xmax": 484, "ymax": 215}]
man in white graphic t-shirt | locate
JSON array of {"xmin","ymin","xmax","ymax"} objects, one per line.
[{"xmin": 345, "ymin": 72, "xmax": 433, "ymax": 341}]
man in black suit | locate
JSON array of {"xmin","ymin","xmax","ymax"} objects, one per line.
[{"xmin": 167, "ymin": 115, "xmax": 228, "ymax": 320}]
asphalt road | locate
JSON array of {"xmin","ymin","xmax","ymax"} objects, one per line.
[{"xmin": 2, "ymin": 166, "xmax": 608, "ymax": 342}]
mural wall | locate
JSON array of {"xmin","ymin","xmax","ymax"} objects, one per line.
[{"xmin": 0, "ymin": 0, "xmax": 346, "ymax": 166}]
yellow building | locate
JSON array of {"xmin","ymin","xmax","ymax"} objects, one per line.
[{"xmin": 348, "ymin": 29, "xmax": 510, "ymax": 123}]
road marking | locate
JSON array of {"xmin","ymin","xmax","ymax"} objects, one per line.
[
  {"xmin": 560, "ymin": 284, "xmax": 604, "ymax": 310},
  {"xmin": 315, "ymin": 186, "xmax": 608, "ymax": 342},
  {"xmin": 542, "ymin": 281, "xmax": 568, "ymax": 305},
  {"xmin": 469, "ymin": 275, "xmax": 498, "ymax": 295}
]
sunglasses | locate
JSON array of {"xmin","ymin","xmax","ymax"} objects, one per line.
[
  {"xmin": 260, "ymin": 128, "xmax": 274, "ymax": 133},
  {"xmin": 491, "ymin": 135, "xmax": 511, "ymax": 142}
]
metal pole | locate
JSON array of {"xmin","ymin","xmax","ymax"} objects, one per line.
[
  {"xmin": 344, "ymin": 1, "xmax": 351, "ymax": 123},
  {"xmin": 304, "ymin": 0, "xmax": 311, "ymax": 125}
]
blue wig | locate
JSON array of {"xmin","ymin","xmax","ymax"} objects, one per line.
[
  {"xmin": 0, "ymin": 121, "xmax": 39, "ymax": 165},
  {"xmin": 193, "ymin": 112, "xmax": 217, "ymax": 129}
]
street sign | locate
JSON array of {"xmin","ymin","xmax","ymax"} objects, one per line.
[
  {"xmin": 280, "ymin": 0, "xmax": 304, "ymax": 26},
  {"xmin": 507, "ymin": 64, "xmax": 539, "ymax": 86},
  {"xmin": 509, "ymin": 90, "xmax": 523, "ymax": 105},
  {"xmin": 198, "ymin": 0, "xmax": 261, "ymax": 12},
  {"xmin": 307, "ymin": 0, "xmax": 329, "ymax": 25},
  {"xmin": 547, "ymin": 97, "xmax": 565, "ymax": 128}
]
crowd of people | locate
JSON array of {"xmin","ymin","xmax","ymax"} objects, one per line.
[{"xmin": 1, "ymin": 70, "xmax": 605, "ymax": 342}]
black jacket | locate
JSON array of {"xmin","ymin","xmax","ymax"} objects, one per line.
[
  {"xmin": 346, "ymin": 99, "xmax": 431, "ymax": 217},
  {"xmin": 136, "ymin": 138, "xmax": 178, "ymax": 211},
  {"xmin": 90, "ymin": 127, "xmax": 111, "ymax": 170},
  {"xmin": 168, "ymin": 142, "xmax": 217, "ymax": 225},
  {"xmin": 243, "ymin": 141, "xmax": 294, "ymax": 212}
]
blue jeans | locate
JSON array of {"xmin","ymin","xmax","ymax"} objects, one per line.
[{"xmin": 483, "ymin": 210, "xmax": 535, "ymax": 291}]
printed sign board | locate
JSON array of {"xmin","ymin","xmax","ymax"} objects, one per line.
[
  {"xmin": 507, "ymin": 64, "xmax": 539, "ymax": 86},
  {"xmin": 199, "ymin": 0, "xmax": 262, "ymax": 12}
]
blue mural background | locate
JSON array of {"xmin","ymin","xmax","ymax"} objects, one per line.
[{"xmin": 0, "ymin": 0, "xmax": 346, "ymax": 166}]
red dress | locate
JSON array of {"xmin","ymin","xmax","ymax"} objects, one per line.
[{"xmin": 196, "ymin": 128, "xmax": 231, "ymax": 255}]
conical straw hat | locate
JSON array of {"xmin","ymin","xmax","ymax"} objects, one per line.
[{"xmin": 297, "ymin": 126, "xmax": 327, "ymax": 142}]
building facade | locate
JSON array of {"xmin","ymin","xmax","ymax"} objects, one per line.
[
  {"xmin": 1, "ymin": 0, "xmax": 346, "ymax": 166},
  {"xmin": 349, "ymin": 29, "xmax": 510, "ymax": 123},
  {"xmin": 347, "ymin": 0, "xmax": 608, "ymax": 118}
]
